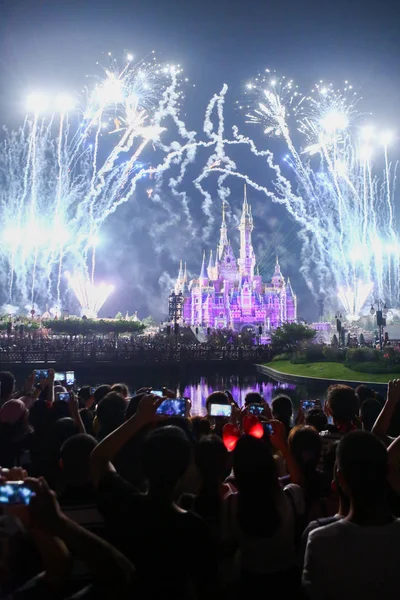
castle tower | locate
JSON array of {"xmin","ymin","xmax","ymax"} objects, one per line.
[
  {"xmin": 199, "ymin": 251, "xmax": 208, "ymax": 287},
  {"xmin": 174, "ymin": 259, "xmax": 184, "ymax": 293},
  {"xmin": 207, "ymin": 250, "xmax": 215, "ymax": 280},
  {"xmin": 271, "ymin": 256, "xmax": 284, "ymax": 290},
  {"xmin": 238, "ymin": 184, "xmax": 256, "ymax": 278},
  {"xmin": 286, "ymin": 277, "xmax": 297, "ymax": 322},
  {"xmin": 217, "ymin": 201, "xmax": 229, "ymax": 261}
]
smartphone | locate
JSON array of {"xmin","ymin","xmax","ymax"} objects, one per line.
[
  {"xmin": 54, "ymin": 371, "xmax": 66, "ymax": 382},
  {"xmin": 301, "ymin": 400, "xmax": 317, "ymax": 411},
  {"xmin": 210, "ymin": 403, "xmax": 232, "ymax": 418},
  {"xmin": 35, "ymin": 369, "xmax": 49, "ymax": 383},
  {"xmin": 65, "ymin": 371, "xmax": 75, "ymax": 386},
  {"xmin": 57, "ymin": 392, "xmax": 70, "ymax": 402},
  {"xmin": 156, "ymin": 398, "xmax": 188, "ymax": 417},
  {"xmin": 248, "ymin": 404, "xmax": 264, "ymax": 416},
  {"xmin": 263, "ymin": 422, "xmax": 274, "ymax": 435},
  {"xmin": 152, "ymin": 390, "xmax": 164, "ymax": 397},
  {"xmin": 0, "ymin": 482, "xmax": 35, "ymax": 506},
  {"xmin": 90, "ymin": 387, "xmax": 96, "ymax": 395}
]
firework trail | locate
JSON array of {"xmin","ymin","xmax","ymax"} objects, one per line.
[
  {"xmin": 0, "ymin": 54, "xmax": 198, "ymax": 311},
  {"xmin": 205, "ymin": 71, "xmax": 398, "ymax": 318}
]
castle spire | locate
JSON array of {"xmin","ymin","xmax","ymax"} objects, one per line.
[
  {"xmin": 178, "ymin": 259, "xmax": 183, "ymax": 280},
  {"xmin": 199, "ymin": 250, "xmax": 207, "ymax": 284},
  {"xmin": 218, "ymin": 201, "xmax": 229, "ymax": 260},
  {"xmin": 238, "ymin": 183, "xmax": 255, "ymax": 278},
  {"xmin": 208, "ymin": 250, "xmax": 214, "ymax": 270},
  {"xmin": 183, "ymin": 262, "xmax": 187, "ymax": 283}
]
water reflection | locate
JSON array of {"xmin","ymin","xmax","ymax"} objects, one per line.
[{"xmin": 180, "ymin": 376, "xmax": 298, "ymax": 416}]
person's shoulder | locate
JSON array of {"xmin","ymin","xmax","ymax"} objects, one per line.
[{"xmin": 308, "ymin": 518, "xmax": 349, "ymax": 542}]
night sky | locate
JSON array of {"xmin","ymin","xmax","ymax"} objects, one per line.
[{"xmin": 0, "ymin": 0, "xmax": 399, "ymax": 321}]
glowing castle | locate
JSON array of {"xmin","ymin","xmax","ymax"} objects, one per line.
[{"xmin": 170, "ymin": 186, "xmax": 297, "ymax": 331}]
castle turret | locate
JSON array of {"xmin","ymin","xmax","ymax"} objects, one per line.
[
  {"xmin": 238, "ymin": 184, "xmax": 256, "ymax": 278},
  {"xmin": 199, "ymin": 251, "xmax": 208, "ymax": 287},
  {"xmin": 182, "ymin": 262, "xmax": 189, "ymax": 295},
  {"xmin": 174, "ymin": 259, "xmax": 184, "ymax": 293},
  {"xmin": 207, "ymin": 250, "xmax": 215, "ymax": 280},
  {"xmin": 286, "ymin": 277, "xmax": 297, "ymax": 322},
  {"xmin": 217, "ymin": 202, "xmax": 229, "ymax": 261},
  {"xmin": 271, "ymin": 256, "xmax": 284, "ymax": 289}
]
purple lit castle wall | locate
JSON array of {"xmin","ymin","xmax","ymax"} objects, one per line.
[{"xmin": 171, "ymin": 186, "xmax": 297, "ymax": 331}]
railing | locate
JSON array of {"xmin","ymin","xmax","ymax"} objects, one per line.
[{"xmin": 0, "ymin": 347, "xmax": 272, "ymax": 365}]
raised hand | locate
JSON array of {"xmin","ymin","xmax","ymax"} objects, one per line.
[
  {"xmin": 135, "ymin": 393, "xmax": 164, "ymax": 425},
  {"xmin": 388, "ymin": 379, "xmax": 400, "ymax": 404}
]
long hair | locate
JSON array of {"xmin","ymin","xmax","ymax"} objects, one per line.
[
  {"xmin": 233, "ymin": 436, "xmax": 281, "ymax": 537},
  {"xmin": 194, "ymin": 435, "xmax": 229, "ymax": 527}
]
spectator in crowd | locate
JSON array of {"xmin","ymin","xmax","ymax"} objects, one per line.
[
  {"xmin": 225, "ymin": 434, "xmax": 303, "ymax": 595},
  {"xmin": 0, "ymin": 370, "xmax": 16, "ymax": 407},
  {"xmin": 0, "ymin": 399, "xmax": 31, "ymax": 467},
  {"xmin": 302, "ymin": 429, "xmax": 400, "ymax": 599},
  {"xmin": 319, "ymin": 384, "xmax": 360, "ymax": 466},
  {"xmin": 286, "ymin": 425, "xmax": 329, "ymax": 516},
  {"xmin": 180, "ymin": 434, "xmax": 232, "ymax": 534},
  {"xmin": 95, "ymin": 392, "xmax": 128, "ymax": 440},
  {"xmin": 355, "ymin": 384, "xmax": 377, "ymax": 404},
  {"xmin": 90, "ymin": 394, "xmax": 218, "ymax": 599},
  {"xmin": 300, "ymin": 449, "xmax": 350, "ymax": 565},
  {"xmin": 111, "ymin": 383, "xmax": 129, "ymax": 398},
  {"xmin": 272, "ymin": 395, "xmax": 293, "ymax": 436},
  {"xmin": 360, "ymin": 398, "xmax": 382, "ymax": 431},
  {"xmin": 244, "ymin": 391, "xmax": 264, "ymax": 406},
  {"xmin": 305, "ymin": 408, "xmax": 328, "ymax": 432}
]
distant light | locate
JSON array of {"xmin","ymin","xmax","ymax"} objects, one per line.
[
  {"xmin": 88, "ymin": 234, "xmax": 100, "ymax": 247},
  {"xmin": 126, "ymin": 53, "xmax": 134, "ymax": 62},
  {"xmin": 380, "ymin": 130, "xmax": 394, "ymax": 146},
  {"xmin": 360, "ymin": 125, "xmax": 374, "ymax": 141},
  {"xmin": 95, "ymin": 75, "xmax": 124, "ymax": 105},
  {"xmin": 55, "ymin": 94, "xmax": 75, "ymax": 113},
  {"xmin": 359, "ymin": 145, "xmax": 373, "ymax": 161},
  {"xmin": 26, "ymin": 93, "xmax": 49, "ymax": 114},
  {"xmin": 321, "ymin": 110, "xmax": 349, "ymax": 132}
]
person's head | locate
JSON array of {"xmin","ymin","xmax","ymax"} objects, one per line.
[
  {"xmin": 288, "ymin": 425, "xmax": 321, "ymax": 474},
  {"xmin": 205, "ymin": 391, "xmax": 229, "ymax": 415},
  {"xmin": 195, "ymin": 434, "xmax": 229, "ymax": 487},
  {"xmin": 96, "ymin": 392, "xmax": 127, "ymax": 438},
  {"xmin": 272, "ymin": 395, "xmax": 293, "ymax": 430},
  {"xmin": 305, "ymin": 408, "xmax": 328, "ymax": 432},
  {"xmin": 0, "ymin": 399, "xmax": 29, "ymax": 438},
  {"xmin": 233, "ymin": 435, "xmax": 280, "ymax": 536},
  {"xmin": 190, "ymin": 416, "xmax": 211, "ymax": 441},
  {"xmin": 111, "ymin": 383, "xmax": 129, "ymax": 398},
  {"xmin": 336, "ymin": 430, "xmax": 388, "ymax": 506},
  {"xmin": 142, "ymin": 425, "xmax": 191, "ymax": 497},
  {"xmin": 60, "ymin": 434, "xmax": 97, "ymax": 485},
  {"xmin": 325, "ymin": 385, "xmax": 359, "ymax": 427},
  {"xmin": 0, "ymin": 371, "xmax": 15, "ymax": 403},
  {"xmin": 355, "ymin": 385, "xmax": 376, "ymax": 405},
  {"xmin": 78, "ymin": 386, "xmax": 92, "ymax": 406},
  {"xmin": 359, "ymin": 398, "xmax": 382, "ymax": 432},
  {"xmin": 93, "ymin": 385, "xmax": 112, "ymax": 407},
  {"xmin": 52, "ymin": 400, "xmax": 71, "ymax": 422},
  {"xmin": 244, "ymin": 392, "xmax": 264, "ymax": 406}
]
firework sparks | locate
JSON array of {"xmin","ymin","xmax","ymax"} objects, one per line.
[
  {"xmin": 65, "ymin": 272, "xmax": 114, "ymax": 318},
  {"xmin": 0, "ymin": 54, "xmax": 188, "ymax": 310},
  {"xmin": 208, "ymin": 71, "xmax": 398, "ymax": 316}
]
